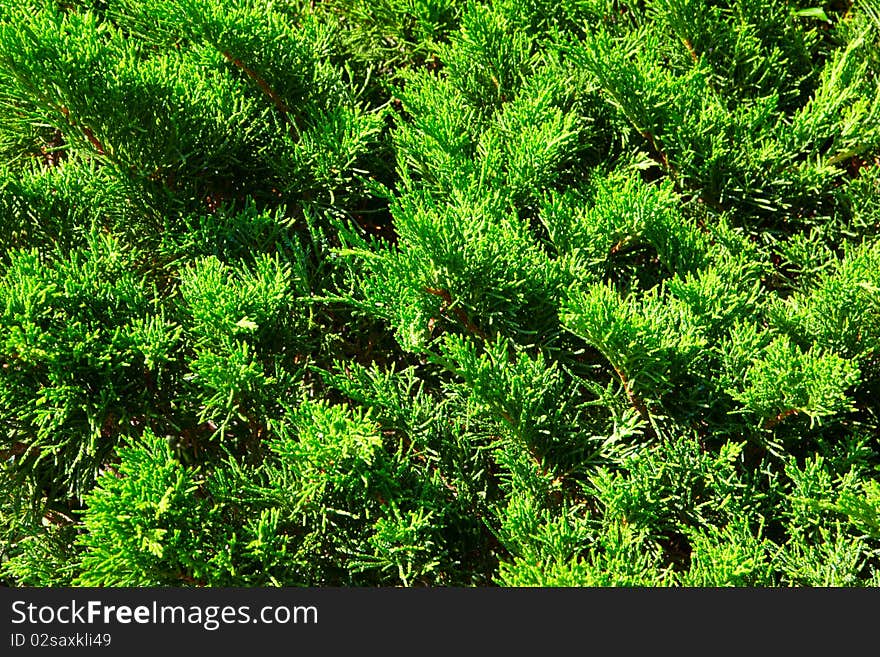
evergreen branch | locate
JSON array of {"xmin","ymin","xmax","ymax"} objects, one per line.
[{"xmin": 2, "ymin": 0, "xmax": 879, "ymax": 589}]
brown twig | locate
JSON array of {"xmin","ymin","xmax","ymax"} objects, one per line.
[
  {"xmin": 0, "ymin": 441, "xmax": 32, "ymax": 461},
  {"xmin": 641, "ymin": 129, "xmax": 728, "ymax": 213},
  {"xmin": 763, "ymin": 408, "xmax": 799, "ymax": 430},
  {"xmin": 424, "ymin": 287, "xmax": 489, "ymax": 340},
  {"xmin": 59, "ymin": 106, "xmax": 106, "ymax": 155},
  {"xmin": 222, "ymin": 51, "xmax": 298, "ymax": 138},
  {"xmin": 683, "ymin": 37, "xmax": 699, "ymax": 63},
  {"xmin": 610, "ymin": 363, "xmax": 656, "ymax": 437},
  {"xmin": 37, "ymin": 129, "xmax": 65, "ymax": 167},
  {"xmin": 641, "ymin": 130, "xmax": 675, "ymax": 177},
  {"xmin": 610, "ymin": 235, "xmax": 635, "ymax": 255}
]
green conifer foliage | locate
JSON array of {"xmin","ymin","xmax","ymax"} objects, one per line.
[{"xmin": 1, "ymin": 0, "xmax": 879, "ymax": 587}]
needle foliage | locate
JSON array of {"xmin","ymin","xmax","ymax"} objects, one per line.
[{"xmin": 1, "ymin": 0, "xmax": 879, "ymax": 587}]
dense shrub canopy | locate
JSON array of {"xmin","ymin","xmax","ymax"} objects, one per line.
[{"xmin": 1, "ymin": 0, "xmax": 879, "ymax": 587}]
